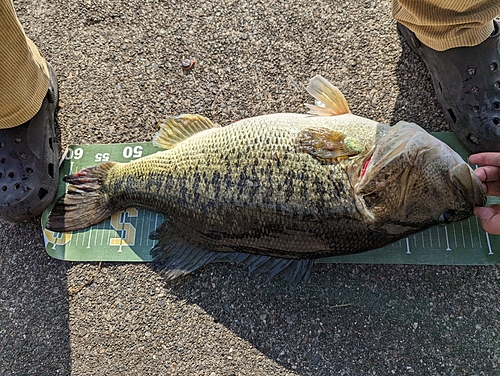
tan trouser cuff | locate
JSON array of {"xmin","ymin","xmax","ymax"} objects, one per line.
[
  {"xmin": 0, "ymin": 0, "xmax": 50, "ymax": 129},
  {"xmin": 393, "ymin": 0, "xmax": 500, "ymax": 51}
]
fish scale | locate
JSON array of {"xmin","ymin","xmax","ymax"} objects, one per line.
[{"xmin": 47, "ymin": 75, "xmax": 485, "ymax": 283}]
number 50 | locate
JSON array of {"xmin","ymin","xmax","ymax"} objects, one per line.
[{"xmin": 123, "ymin": 146, "xmax": 143, "ymax": 159}]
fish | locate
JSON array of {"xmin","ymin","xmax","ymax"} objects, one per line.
[{"xmin": 47, "ymin": 75, "xmax": 486, "ymax": 284}]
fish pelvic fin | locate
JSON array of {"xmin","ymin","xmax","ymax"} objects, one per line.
[
  {"xmin": 296, "ymin": 127, "xmax": 364, "ymax": 163},
  {"xmin": 305, "ymin": 75, "xmax": 350, "ymax": 116},
  {"xmin": 153, "ymin": 114, "xmax": 219, "ymax": 149},
  {"xmin": 46, "ymin": 162, "xmax": 118, "ymax": 232},
  {"xmin": 150, "ymin": 220, "xmax": 314, "ymax": 284}
]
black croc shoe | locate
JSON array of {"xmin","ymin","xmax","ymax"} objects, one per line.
[
  {"xmin": 0, "ymin": 64, "xmax": 59, "ymax": 222},
  {"xmin": 398, "ymin": 20, "xmax": 500, "ymax": 153}
]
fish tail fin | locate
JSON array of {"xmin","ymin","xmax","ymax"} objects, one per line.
[{"xmin": 47, "ymin": 162, "xmax": 118, "ymax": 232}]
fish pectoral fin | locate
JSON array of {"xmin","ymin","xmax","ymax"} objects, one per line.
[
  {"xmin": 152, "ymin": 114, "xmax": 219, "ymax": 149},
  {"xmin": 305, "ymin": 75, "xmax": 350, "ymax": 116},
  {"xmin": 296, "ymin": 127, "xmax": 364, "ymax": 164}
]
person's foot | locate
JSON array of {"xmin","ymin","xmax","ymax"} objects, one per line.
[
  {"xmin": 398, "ymin": 20, "xmax": 500, "ymax": 153},
  {"xmin": 0, "ymin": 64, "xmax": 59, "ymax": 222}
]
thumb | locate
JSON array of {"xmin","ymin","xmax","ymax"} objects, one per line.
[{"xmin": 474, "ymin": 205, "xmax": 500, "ymax": 235}]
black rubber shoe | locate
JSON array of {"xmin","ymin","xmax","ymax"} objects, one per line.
[
  {"xmin": 398, "ymin": 20, "xmax": 500, "ymax": 153},
  {"xmin": 0, "ymin": 64, "xmax": 59, "ymax": 221}
]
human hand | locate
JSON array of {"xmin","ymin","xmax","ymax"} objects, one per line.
[{"xmin": 469, "ymin": 153, "xmax": 500, "ymax": 234}]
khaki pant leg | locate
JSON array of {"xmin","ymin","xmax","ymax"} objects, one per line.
[
  {"xmin": 392, "ymin": 0, "xmax": 500, "ymax": 51},
  {"xmin": 0, "ymin": 0, "xmax": 49, "ymax": 129}
]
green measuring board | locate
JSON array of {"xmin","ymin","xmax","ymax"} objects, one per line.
[{"xmin": 41, "ymin": 133, "xmax": 500, "ymax": 265}]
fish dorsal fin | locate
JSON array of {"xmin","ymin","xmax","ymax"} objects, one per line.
[
  {"xmin": 305, "ymin": 75, "xmax": 350, "ymax": 116},
  {"xmin": 153, "ymin": 114, "xmax": 219, "ymax": 149},
  {"xmin": 296, "ymin": 127, "xmax": 364, "ymax": 164}
]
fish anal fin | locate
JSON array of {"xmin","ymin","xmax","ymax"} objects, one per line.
[
  {"xmin": 153, "ymin": 114, "xmax": 219, "ymax": 150},
  {"xmin": 296, "ymin": 127, "xmax": 364, "ymax": 164},
  {"xmin": 306, "ymin": 75, "xmax": 350, "ymax": 116},
  {"xmin": 239, "ymin": 255, "xmax": 314, "ymax": 285},
  {"xmin": 150, "ymin": 220, "xmax": 314, "ymax": 284}
]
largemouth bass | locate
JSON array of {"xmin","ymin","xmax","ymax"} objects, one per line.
[{"xmin": 47, "ymin": 75, "xmax": 486, "ymax": 283}]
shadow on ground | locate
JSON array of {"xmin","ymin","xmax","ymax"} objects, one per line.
[
  {"xmin": 161, "ymin": 262, "xmax": 500, "ymax": 374},
  {"xmin": 0, "ymin": 220, "xmax": 71, "ymax": 375},
  {"xmin": 390, "ymin": 28, "xmax": 449, "ymax": 133}
]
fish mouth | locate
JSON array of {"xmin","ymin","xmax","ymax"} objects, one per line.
[{"xmin": 353, "ymin": 121, "xmax": 486, "ymax": 220}]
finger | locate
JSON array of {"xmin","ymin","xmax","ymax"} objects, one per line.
[
  {"xmin": 474, "ymin": 205, "xmax": 500, "ymax": 234},
  {"xmin": 473, "ymin": 166, "xmax": 500, "ymax": 184},
  {"xmin": 481, "ymin": 182, "xmax": 500, "ymax": 196},
  {"xmin": 473, "ymin": 167, "xmax": 487, "ymax": 183},
  {"xmin": 469, "ymin": 152, "xmax": 500, "ymax": 167},
  {"xmin": 474, "ymin": 166, "xmax": 500, "ymax": 182}
]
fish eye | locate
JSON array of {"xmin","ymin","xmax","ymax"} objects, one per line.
[{"xmin": 439, "ymin": 209, "xmax": 456, "ymax": 223}]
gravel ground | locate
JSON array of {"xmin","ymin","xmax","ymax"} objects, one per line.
[{"xmin": 1, "ymin": 0, "xmax": 500, "ymax": 375}]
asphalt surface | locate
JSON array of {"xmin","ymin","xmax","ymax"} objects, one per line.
[{"xmin": 1, "ymin": 0, "xmax": 500, "ymax": 375}]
